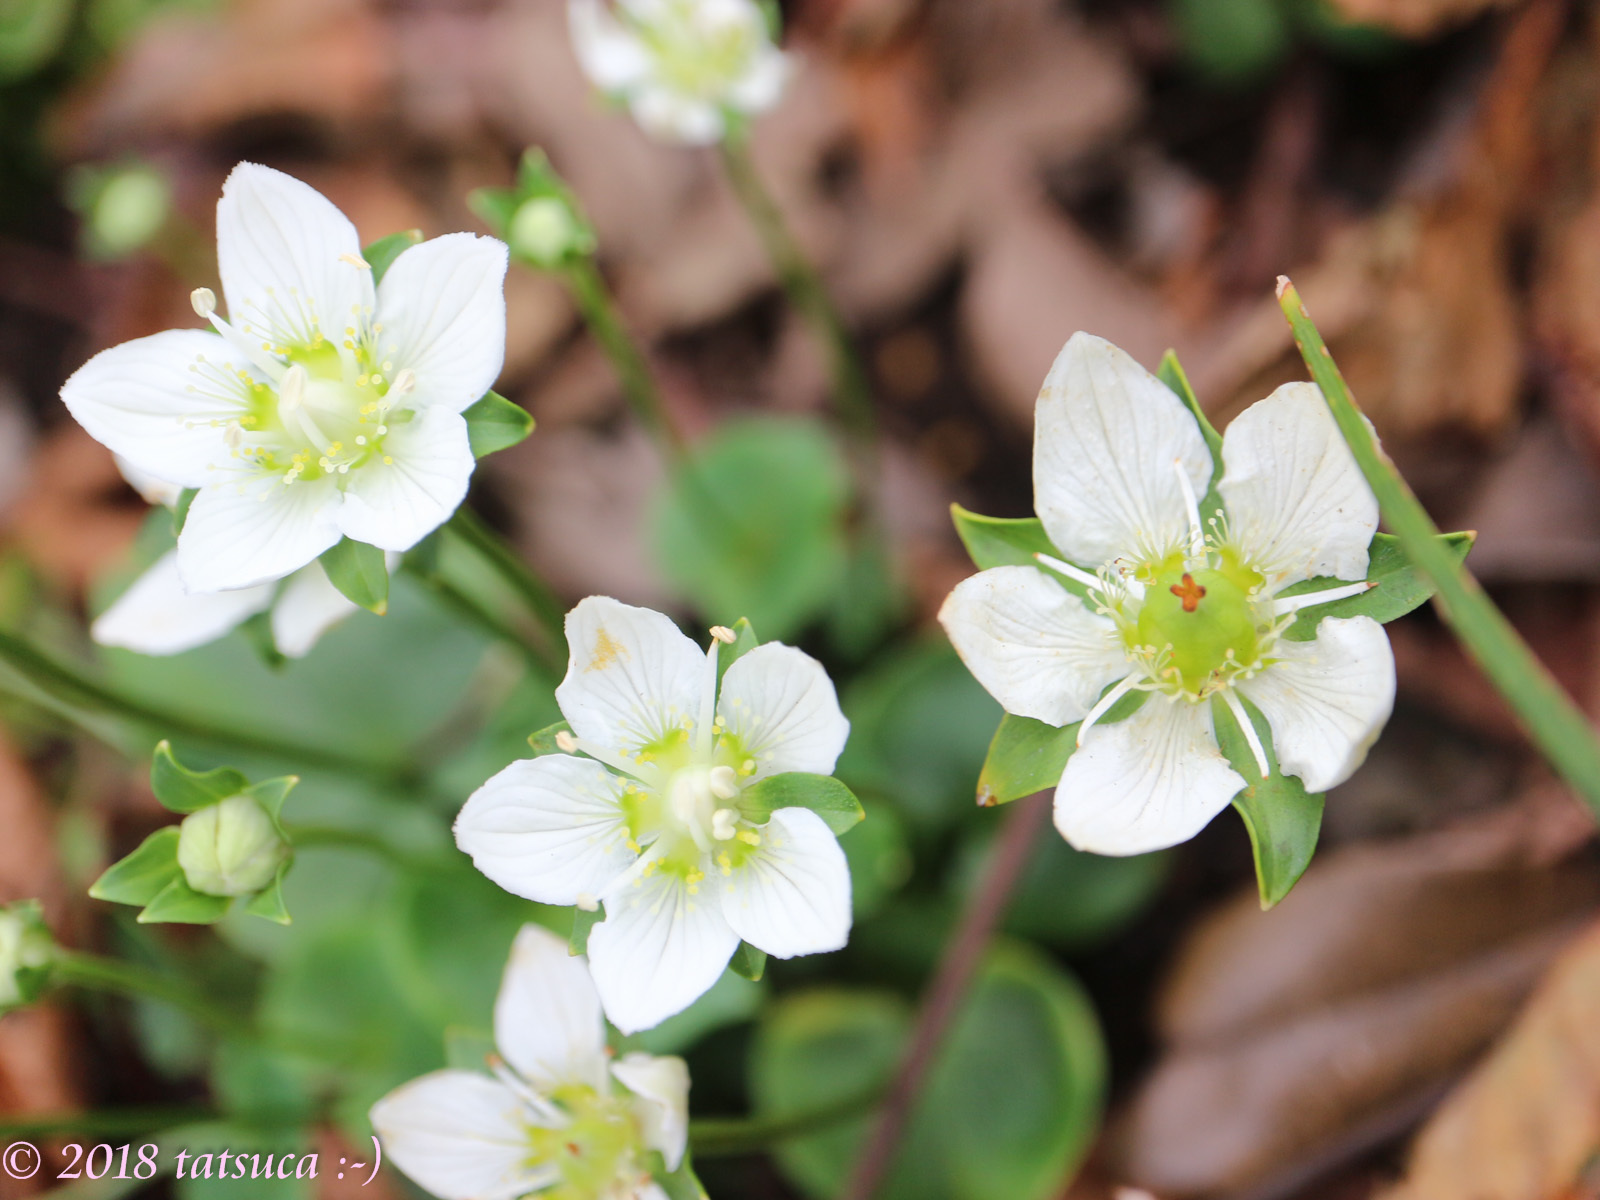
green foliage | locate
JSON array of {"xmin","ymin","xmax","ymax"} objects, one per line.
[
  {"xmin": 715, "ymin": 616, "xmax": 759, "ymax": 685},
  {"xmin": 319, "ymin": 539, "xmax": 389, "ymax": 615},
  {"xmin": 1279, "ymin": 531, "xmax": 1476, "ymax": 640},
  {"xmin": 463, "ymin": 390, "xmax": 535, "ymax": 458},
  {"xmin": 150, "ymin": 740, "xmax": 249, "ymax": 813},
  {"xmin": 89, "ymin": 827, "xmax": 184, "ymax": 906},
  {"xmin": 739, "ymin": 773, "xmax": 863, "ymax": 836},
  {"xmin": 0, "ymin": 0, "xmax": 73, "ymax": 82},
  {"xmin": 361, "ymin": 230, "xmax": 422, "ymax": 285},
  {"xmin": 752, "ymin": 946, "xmax": 1106, "ymax": 1200},
  {"xmin": 975, "ymin": 690, "xmax": 1146, "ymax": 808},
  {"xmin": 652, "ymin": 417, "xmax": 852, "ymax": 641},
  {"xmin": 1212, "ymin": 691, "xmax": 1323, "ymax": 908},
  {"xmin": 949, "ymin": 506, "xmax": 1066, "ymax": 577},
  {"xmin": 729, "ymin": 941, "xmax": 768, "ymax": 982},
  {"xmin": 1168, "ymin": 0, "xmax": 1398, "ymax": 83}
]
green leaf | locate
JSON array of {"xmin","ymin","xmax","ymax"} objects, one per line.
[
  {"xmin": 362, "ymin": 230, "xmax": 422, "ymax": 285},
  {"xmin": 715, "ymin": 617, "xmax": 760, "ymax": 686},
  {"xmin": 243, "ymin": 860, "xmax": 293, "ymax": 925},
  {"xmin": 174, "ymin": 487, "xmax": 198, "ymax": 534},
  {"xmin": 138, "ymin": 877, "xmax": 231, "ymax": 924},
  {"xmin": 242, "ymin": 775, "xmax": 298, "ymax": 825},
  {"xmin": 571, "ymin": 905, "xmax": 602, "ymax": 955},
  {"xmin": 463, "ymin": 390, "xmax": 535, "ymax": 458},
  {"xmin": 528, "ymin": 720, "xmax": 574, "ymax": 756},
  {"xmin": 319, "ymin": 537, "xmax": 389, "ymax": 614},
  {"xmin": 1171, "ymin": 0, "xmax": 1291, "ymax": 83},
  {"xmin": 950, "ymin": 505, "xmax": 1068, "ymax": 577},
  {"xmin": 1211, "ymin": 692, "xmax": 1323, "ymax": 908},
  {"xmin": 651, "ymin": 417, "xmax": 851, "ymax": 641},
  {"xmin": 1279, "ymin": 530, "xmax": 1476, "ymax": 640},
  {"xmin": 729, "ymin": 942, "xmax": 767, "ymax": 982},
  {"xmin": 150, "ymin": 740, "xmax": 248, "ymax": 814},
  {"xmin": 752, "ymin": 945, "xmax": 1106, "ymax": 1200},
  {"xmin": 650, "ymin": 1151, "xmax": 709, "ymax": 1200},
  {"xmin": 89, "ymin": 826, "xmax": 183, "ymax": 906},
  {"xmin": 1156, "ymin": 349, "xmax": 1223, "ymax": 462},
  {"xmin": 975, "ymin": 690, "xmax": 1147, "ymax": 807},
  {"xmin": 977, "ymin": 715, "xmax": 1076, "ymax": 808},
  {"xmin": 739, "ymin": 773, "xmax": 863, "ymax": 835}
]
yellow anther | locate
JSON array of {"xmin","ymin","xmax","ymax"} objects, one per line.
[{"xmin": 737, "ymin": 830, "xmax": 761, "ymax": 847}]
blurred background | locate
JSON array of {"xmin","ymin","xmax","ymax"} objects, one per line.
[{"xmin": 2, "ymin": 0, "xmax": 1600, "ymax": 1197}]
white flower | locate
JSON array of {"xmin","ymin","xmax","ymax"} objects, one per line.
[
  {"xmin": 455, "ymin": 596, "xmax": 852, "ymax": 1033},
  {"xmin": 371, "ymin": 924, "xmax": 692, "ymax": 1200},
  {"xmin": 939, "ymin": 333, "xmax": 1396, "ymax": 857},
  {"xmin": 569, "ymin": 0, "xmax": 791, "ymax": 145},
  {"xmin": 93, "ymin": 549, "xmax": 394, "ymax": 658},
  {"xmin": 61, "ymin": 162, "xmax": 507, "ymax": 594}
]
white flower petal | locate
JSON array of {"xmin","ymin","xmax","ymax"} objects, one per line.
[
  {"xmin": 92, "ymin": 551, "xmax": 273, "ymax": 656},
  {"xmin": 60, "ymin": 330, "xmax": 246, "ymax": 487},
  {"xmin": 455, "ymin": 755, "xmax": 637, "ymax": 907},
  {"xmin": 1219, "ymin": 382, "xmax": 1378, "ymax": 589},
  {"xmin": 716, "ymin": 644, "xmax": 849, "ymax": 779},
  {"xmin": 727, "ymin": 48, "xmax": 790, "ymax": 112},
  {"xmin": 376, "ymin": 233, "xmax": 508, "ymax": 415},
  {"xmin": 556, "ymin": 596, "xmax": 706, "ymax": 754},
  {"xmin": 369, "ymin": 1070, "xmax": 555, "ymax": 1200},
  {"xmin": 1239, "ymin": 616, "xmax": 1395, "ymax": 793},
  {"xmin": 176, "ymin": 475, "xmax": 342, "ymax": 593},
  {"xmin": 1054, "ymin": 694, "xmax": 1245, "ymax": 856},
  {"xmin": 721, "ymin": 807, "xmax": 850, "ymax": 959},
  {"xmin": 588, "ymin": 865, "xmax": 739, "ymax": 1034},
  {"xmin": 569, "ymin": 0, "xmax": 654, "ymax": 91},
  {"xmin": 114, "ymin": 456, "xmax": 182, "ymax": 508},
  {"xmin": 611, "ymin": 1052, "xmax": 690, "ymax": 1171},
  {"xmin": 215, "ymin": 163, "xmax": 373, "ymax": 351},
  {"xmin": 269, "ymin": 562, "xmax": 360, "ymax": 658},
  {"xmin": 494, "ymin": 924, "xmax": 609, "ymax": 1094},
  {"xmin": 939, "ymin": 565, "xmax": 1129, "ymax": 727},
  {"xmin": 1033, "ymin": 332, "xmax": 1212, "ymax": 569},
  {"xmin": 334, "ymin": 405, "xmax": 474, "ymax": 551},
  {"xmin": 631, "ymin": 88, "xmax": 727, "ymax": 144}
]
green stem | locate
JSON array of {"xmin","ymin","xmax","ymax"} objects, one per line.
[
  {"xmin": 719, "ymin": 138, "xmax": 876, "ymax": 442},
  {"xmin": 287, "ymin": 824, "xmax": 446, "ymax": 874},
  {"xmin": 401, "ymin": 557, "xmax": 560, "ymax": 678},
  {"xmin": 445, "ymin": 508, "xmax": 568, "ymax": 663},
  {"xmin": 688, "ymin": 1087, "xmax": 882, "ymax": 1159},
  {"xmin": 0, "ymin": 1107, "xmax": 213, "ymax": 1140},
  {"xmin": 53, "ymin": 952, "xmax": 251, "ymax": 1041},
  {"xmin": 1278, "ymin": 278, "xmax": 1600, "ymax": 818},
  {"xmin": 563, "ymin": 258, "xmax": 688, "ymax": 459},
  {"xmin": 0, "ymin": 631, "xmax": 410, "ymax": 784}
]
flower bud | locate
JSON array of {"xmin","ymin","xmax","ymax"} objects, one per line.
[
  {"xmin": 177, "ymin": 794, "xmax": 289, "ymax": 897},
  {"xmin": 509, "ymin": 196, "xmax": 590, "ymax": 267},
  {"xmin": 0, "ymin": 901, "xmax": 55, "ymax": 1013},
  {"xmin": 68, "ymin": 163, "xmax": 172, "ymax": 261}
]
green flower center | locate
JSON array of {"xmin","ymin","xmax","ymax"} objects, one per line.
[
  {"xmin": 633, "ymin": 1, "xmax": 760, "ymax": 97},
  {"xmin": 1133, "ymin": 567, "xmax": 1261, "ymax": 695},
  {"xmin": 527, "ymin": 1085, "xmax": 644, "ymax": 1200}
]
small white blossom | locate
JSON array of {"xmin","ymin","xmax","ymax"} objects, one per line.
[
  {"xmin": 61, "ymin": 162, "xmax": 507, "ymax": 594},
  {"xmin": 371, "ymin": 924, "xmax": 691, "ymax": 1200},
  {"xmin": 569, "ymin": 0, "xmax": 791, "ymax": 145},
  {"xmin": 455, "ymin": 596, "xmax": 852, "ymax": 1033},
  {"xmin": 940, "ymin": 333, "xmax": 1396, "ymax": 856}
]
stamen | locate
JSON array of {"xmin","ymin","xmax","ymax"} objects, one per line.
[
  {"xmin": 710, "ymin": 808, "xmax": 738, "ymax": 841},
  {"xmin": 1172, "ymin": 458, "xmax": 1206, "ymax": 563},
  {"xmin": 708, "ymin": 765, "xmax": 738, "ymax": 799},
  {"xmin": 1271, "ymin": 580, "xmax": 1376, "ymax": 613},
  {"xmin": 554, "ymin": 730, "xmax": 660, "ymax": 785},
  {"xmin": 190, "ymin": 288, "xmax": 217, "ymax": 319},
  {"xmin": 278, "ymin": 364, "xmax": 307, "ymax": 413},
  {"xmin": 709, "ymin": 625, "xmax": 737, "ymax": 644},
  {"xmin": 338, "ymin": 252, "xmax": 371, "ymax": 270},
  {"xmin": 1034, "ymin": 552, "xmax": 1105, "ymax": 593},
  {"xmin": 1076, "ymin": 674, "xmax": 1138, "ymax": 748},
  {"xmin": 575, "ymin": 893, "xmax": 599, "ymax": 912},
  {"xmin": 1222, "ymin": 689, "xmax": 1270, "ymax": 777},
  {"xmin": 694, "ymin": 639, "xmax": 720, "ymax": 758},
  {"xmin": 387, "ymin": 367, "xmax": 416, "ymax": 399}
]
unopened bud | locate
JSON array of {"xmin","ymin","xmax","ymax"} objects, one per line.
[
  {"xmin": 0, "ymin": 901, "xmax": 54, "ymax": 1013},
  {"xmin": 508, "ymin": 197, "xmax": 585, "ymax": 267},
  {"xmin": 177, "ymin": 795, "xmax": 289, "ymax": 898}
]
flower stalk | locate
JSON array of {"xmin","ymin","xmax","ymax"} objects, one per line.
[
  {"xmin": 1277, "ymin": 277, "xmax": 1600, "ymax": 819},
  {"xmin": 687, "ymin": 1085, "xmax": 884, "ymax": 1158},
  {"xmin": 444, "ymin": 507, "xmax": 569, "ymax": 664},
  {"xmin": 53, "ymin": 951, "xmax": 253, "ymax": 1041}
]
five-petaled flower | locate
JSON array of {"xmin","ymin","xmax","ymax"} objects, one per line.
[
  {"xmin": 61, "ymin": 162, "xmax": 508, "ymax": 594},
  {"xmin": 455, "ymin": 595, "xmax": 853, "ymax": 1033},
  {"xmin": 940, "ymin": 333, "xmax": 1397, "ymax": 856},
  {"xmin": 569, "ymin": 0, "xmax": 790, "ymax": 145},
  {"xmin": 371, "ymin": 924, "xmax": 694, "ymax": 1200}
]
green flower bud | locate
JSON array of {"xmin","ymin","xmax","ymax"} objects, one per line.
[
  {"xmin": 509, "ymin": 196, "xmax": 591, "ymax": 267},
  {"xmin": 176, "ymin": 795, "xmax": 289, "ymax": 898},
  {"xmin": 69, "ymin": 164, "xmax": 172, "ymax": 260},
  {"xmin": 0, "ymin": 900, "xmax": 55, "ymax": 1013}
]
